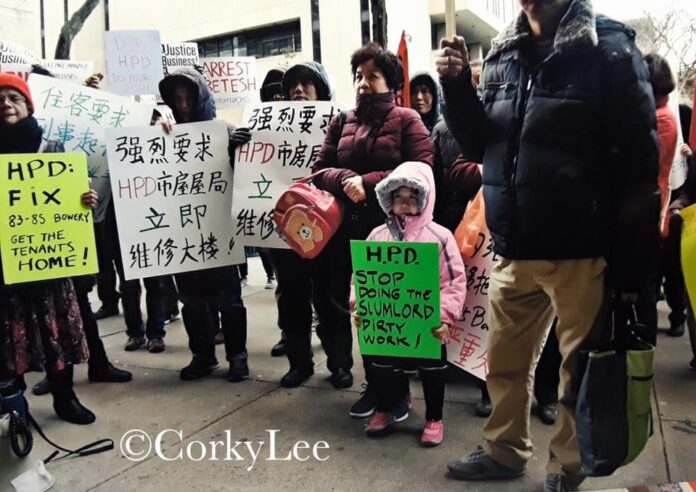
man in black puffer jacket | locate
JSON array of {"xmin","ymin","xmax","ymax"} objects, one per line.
[{"xmin": 437, "ymin": 0, "xmax": 660, "ymax": 490}]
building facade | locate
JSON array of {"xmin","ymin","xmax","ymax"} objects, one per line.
[{"xmin": 1, "ymin": 0, "xmax": 518, "ymax": 121}]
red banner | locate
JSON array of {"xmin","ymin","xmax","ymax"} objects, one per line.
[{"xmin": 396, "ymin": 31, "xmax": 410, "ymax": 108}]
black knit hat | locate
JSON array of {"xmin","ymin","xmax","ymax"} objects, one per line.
[{"xmin": 260, "ymin": 68, "xmax": 286, "ymax": 102}]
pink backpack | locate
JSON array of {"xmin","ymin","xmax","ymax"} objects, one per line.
[{"xmin": 273, "ymin": 170, "xmax": 345, "ymax": 259}]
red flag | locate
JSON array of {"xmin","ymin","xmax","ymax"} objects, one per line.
[
  {"xmin": 396, "ymin": 30, "xmax": 410, "ymax": 108},
  {"xmin": 690, "ymin": 73, "xmax": 696, "ymax": 149}
]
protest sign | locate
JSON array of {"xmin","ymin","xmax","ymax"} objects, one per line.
[
  {"xmin": 682, "ymin": 204, "xmax": 696, "ymax": 313},
  {"xmin": 154, "ymin": 104, "xmax": 176, "ymax": 123},
  {"xmin": 668, "ymin": 98, "xmax": 687, "ymax": 190},
  {"xmin": 233, "ymin": 101, "xmax": 341, "ymax": 248},
  {"xmin": 105, "ymin": 120, "xmax": 245, "ymax": 280},
  {"xmin": 39, "ymin": 60, "xmax": 94, "ymax": 83},
  {"xmin": 0, "ymin": 153, "xmax": 98, "ymax": 284},
  {"xmin": 0, "ymin": 63, "xmax": 31, "ymax": 81},
  {"xmin": 0, "ymin": 40, "xmax": 38, "ymax": 65},
  {"xmin": 0, "ymin": 60, "xmax": 93, "ymax": 83},
  {"xmin": 105, "ymin": 30, "xmax": 163, "ymax": 95},
  {"xmin": 29, "ymin": 74, "xmax": 153, "ymax": 222},
  {"xmin": 446, "ymin": 224, "xmax": 498, "ymax": 380},
  {"xmin": 201, "ymin": 56, "xmax": 258, "ymax": 107},
  {"xmin": 162, "ymin": 42, "xmax": 199, "ymax": 75},
  {"xmin": 351, "ymin": 240, "xmax": 441, "ymax": 359}
]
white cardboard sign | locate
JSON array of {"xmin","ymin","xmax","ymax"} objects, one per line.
[{"xmin": 106, "ymin": 120, "xmax": 245, "ymax": 279}]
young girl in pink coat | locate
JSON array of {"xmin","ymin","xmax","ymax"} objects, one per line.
[{"xmin": 351, "ymin": 161, "xmax": 467, "ymax": 446}]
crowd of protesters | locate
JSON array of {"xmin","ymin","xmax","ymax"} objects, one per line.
[{"xmin": 1, "ymin": 0, "xmax": 696, "ymax": 490}]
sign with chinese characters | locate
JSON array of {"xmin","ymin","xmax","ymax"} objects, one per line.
[
  {"xmin": 162, "ymin": 42, "xmax": 199, "ymax": 75},
  {"xmin": 447, "ymin": 227, "xmax": 498, "ymax": 380},
  {"xmin": 201, "ymin": 56, "xmax": 258, "ymax": 107},
  {"xmin": 0, "ymin": 153, "xmax": 98, "ymax": 284},
  {"xmin": 105, "ymin": 120, "xmax": 245, "ymax": 280},
  {"xmin": 39, "ymin": 60, "xmax": 95, "ymax": 83},
  {"xmin": 233, "ymin": 101, "xmax": 341, "ymax": 248},
  {"xmin": 351, "ymin": 240, "xmax": 442, "ymax": 359},
  {"xmin": 105, "ymin": 30, "xmax": 164, "ymax": 96},
  {"xmin": 29, "ymin": 74, "xmax": 153, "ymax": 222}
]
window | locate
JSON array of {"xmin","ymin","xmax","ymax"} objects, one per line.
[
  {"xmin": 197, "ymin": 20, "xmax": 302, "ymax": 59},
  {"xmin": 431, "ymin": 22, "xmax": 445, "ymax": 50},
  {"xmin": 311, "ymin": 0, "xmax": 321, "ymax": 62}
]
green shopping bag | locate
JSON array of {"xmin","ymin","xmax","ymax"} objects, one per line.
[{"xmin": 575, "ymin": 303, "xmax": 655, "ymax": 476}]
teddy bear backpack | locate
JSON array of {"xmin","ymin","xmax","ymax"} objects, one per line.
[{"xmin": 273, "ymin": 168, "xmax": 345, "ymax": 259}]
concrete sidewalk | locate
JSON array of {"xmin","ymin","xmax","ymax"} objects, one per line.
[{"xmin": 1, "ymin": 257, "xmax": 695, "ymax": 491}]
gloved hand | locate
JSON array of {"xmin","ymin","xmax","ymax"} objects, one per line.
[{"xmin": 230, "ymin": 127, "xmax": 252, "ymax": 147}]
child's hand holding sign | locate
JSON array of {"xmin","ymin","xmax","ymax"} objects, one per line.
[{"xmin": 431, "ymin": 323, "xmax": 449, "ymax": 343}]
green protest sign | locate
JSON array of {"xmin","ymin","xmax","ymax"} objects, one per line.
[
  {"xmin": 350, "ymin": 240, "xmax": 441, "ymax": 359},
  {"xmin": 0, "ymin": 153, "xmax": 98, "ymax": 283}
]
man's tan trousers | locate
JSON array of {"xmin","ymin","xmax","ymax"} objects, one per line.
[{"xmin": 483, "ymin": 257, "xmax": 610, "ymax": 475}]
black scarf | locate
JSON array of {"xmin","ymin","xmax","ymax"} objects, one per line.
[
  {"xmin": 355, "ymin": 92, "xmax": 396, "ymax": 125},
  {"xmin": 0, "ymin": 116, "xmax": 44, "ymax": 154},
  {"xmin": 421, "ymin": 109, "xmax": 438, "ymax": 133}
]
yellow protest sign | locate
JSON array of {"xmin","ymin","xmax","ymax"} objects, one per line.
[
  {"xmin": 682, "ymin": 204, "xmax": 696, "ymax": 310},
  {"xmin": 0, "ymin": 153, "xmax": 98, "ymax": 284}
]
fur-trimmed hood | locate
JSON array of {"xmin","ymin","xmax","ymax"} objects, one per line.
[
  {"xmin": 361, "ymin": 162, "xmax": 467, "ymax": 326},
  {"xmin": 375, "ymin": 161, "xmax": 435, "ymax": 234},
  {"xmin": 488, "ymin": 0, "xmax": 598, "ymax": 59}
]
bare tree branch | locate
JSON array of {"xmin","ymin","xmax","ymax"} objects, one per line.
[
  {"xmin": 629, "ymin": 8, "xmax": 696, "ymax": 105},
  {"xmin": 54, "ymin": 0, "xmax": 100, "ymax": 60}
]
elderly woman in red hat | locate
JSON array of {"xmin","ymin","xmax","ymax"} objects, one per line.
[{"xmin": 0, "ymin": 73, "xmax": 96, "ymax": 425}]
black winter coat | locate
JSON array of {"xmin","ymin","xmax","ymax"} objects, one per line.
[
  {"xmin": 441, "ymin": 0, "xmax": 660, "ymax": 291},
  {"xmin": 431, "ymin": 121, "xmax": 482, "ymax": 232}
]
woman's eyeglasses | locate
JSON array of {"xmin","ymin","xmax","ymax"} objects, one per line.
[{"xmin": 0, "ymin": 94, "xmax": 27, "ymax": 106}]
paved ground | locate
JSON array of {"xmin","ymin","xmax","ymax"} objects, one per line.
[{"xmin": 1, "ymin": 257, "xmax": 695, "ymax": 491}]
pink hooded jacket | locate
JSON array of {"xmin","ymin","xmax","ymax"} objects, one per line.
[{"xmin": 350, "ymin": 161, "xmax": 467, "ymax": 328}]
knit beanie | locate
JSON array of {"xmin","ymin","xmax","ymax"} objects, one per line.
[{"xmin": 0, "ymin": 72, "xmax": 34, "ymax": 114}]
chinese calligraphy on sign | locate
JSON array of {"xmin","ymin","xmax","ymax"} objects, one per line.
[
  {"xmin": 446, "ymin": 225, "xmax": 499, "ymax": 381},
  {"xmin": 105, "ymin": 120, "xmax": 244, "ymax": 280},
  {"xmin": 29, "ymin": 74, "xmax": 153, "ymax": 222},
  {"xmin": 233, "ymin": 101, "xmax": 342, "ymax": 248}
]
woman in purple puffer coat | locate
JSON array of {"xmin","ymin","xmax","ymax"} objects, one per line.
[{"xmin": 311, "ymin": 42, "xmax": 433, "ymax": 417}]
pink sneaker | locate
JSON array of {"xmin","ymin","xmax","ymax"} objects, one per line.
[
  {"xmin": 365, "ymin": 412, "xmax": 394, "ymax": 436},
  {"xmin": 420, "ymin": 420, "xmax": 444, "ymax": 447}
]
